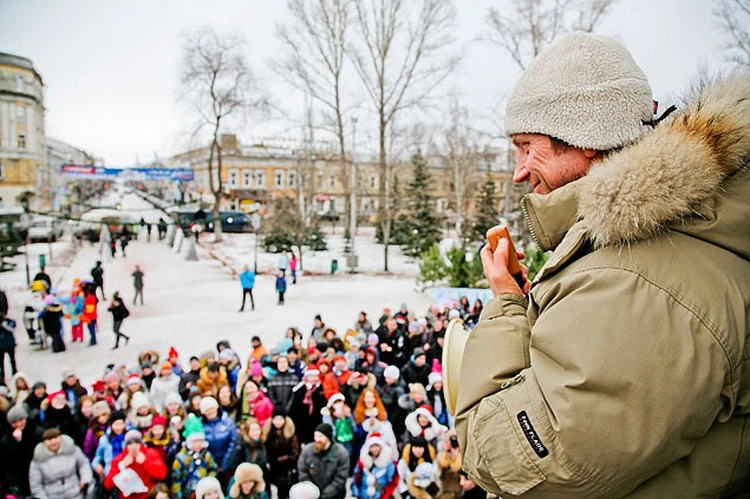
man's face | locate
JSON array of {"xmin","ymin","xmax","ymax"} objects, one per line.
[
  {"xmin": 277, "ymin": 357, "xmax": 289, "ymax": 372},
  {"xmin": 44, "ymin": 436, "xmax": 62, "ymax": 453},
  {"xmin": 252, "ymin": 340, "xmax": 260, "ymax": 348},
  {"xmin": 190, "ymin": 359, "xmax": 200, "ymax": 371},
  {"xmin": 415, "ymin": 355, "xmax": 426, "ymax": 367},
  {"xmin": 313, "ymin": 431, "xmax": 330, "ymax": 451},
  {"xmin": 288, "ymin": 351, "xmax": 298, "ymax": 363},
  {"xmin": 11, "ymin": 418, "xmax": 26, "ymax": 431},
  {"xmin": 204, "ymin": 407, "xmax": 218, "ymax": 420},
  {"xmin": 511, "ymin": 133, "xmax": 593, "ymax": 194}
]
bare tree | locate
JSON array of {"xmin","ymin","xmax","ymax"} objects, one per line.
[
  {"xmin": 349, "ymin": 0, "xmax": 458, "ymax": 272},
  {"xmin": 180, "ymin": 27, "xmax": 264, "ymax": 242},
  {"xmin": 442, "ymin": 94, "xmax": 482, "ymax": 237},
  {"xmin": 485, "ymin": 0, "xmax": 615, "ymax": 71},
  {"xmin": 275, "ymin": 0, "xmax": 353, "ymax": 226},
  {"xmin": 713, "ymin": 0, "xmax": 750, "ymax": 66}
]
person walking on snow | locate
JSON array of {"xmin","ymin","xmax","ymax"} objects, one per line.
[
  {"xmin": 132, "ymin": 265, "xmax": 145, "ymax": 305},
  {"xmin": 91, "ymin": 261, "xmax": 105, "ymax": 301},
  {"xmin": 289, "ymin": 252, "xmax": 298, "ymax": 284},
  {"xmin": 275, "ymin": 272, "xmax": 286, "ymax": 306},
  {"xmin": 107, "ymin": 292, "xmax": 130, "ymax": 350},
  {"xmin": 239, "ymin": 265, "xmax": 256, "ymax": 312},
  {"xmin": 277, "ymin": 249, "xmax": 289, "ymax": 276}
]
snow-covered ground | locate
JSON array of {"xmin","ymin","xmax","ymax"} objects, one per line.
[{"xmin": 1, "ymin": 190, "xmax": 432, "ymax": 388}]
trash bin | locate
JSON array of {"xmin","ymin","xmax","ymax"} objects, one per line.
[{"xmin": 331, "ymin": 259, "xmax": 338, "ymax": 274}]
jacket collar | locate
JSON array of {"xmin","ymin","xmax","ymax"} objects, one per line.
[{"xmin": 521, "ymin": 181, "xmax": 581, "ymax": 252}]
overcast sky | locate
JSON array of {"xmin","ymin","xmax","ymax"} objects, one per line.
[{"xmin": 0, "ymin": 0, "xmax": 736, "ymax": 166}]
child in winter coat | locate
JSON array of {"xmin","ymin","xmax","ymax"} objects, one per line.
[
  {"xmin": 262, "ymin": 408, "xmax": 299, "ymax": 499},
  {"xmin": 104, "ymin": 430, "xmax": 167, "ymax": 499},
  {"xmin": 171, "ymin": 414, "xmax": 218, "ymax": 499},
  {"xmin": 275, "ymin": 272, "xmax": 287, "ymax": 305},
  {"xmin": 321, "ymin": 393, "xmax": 355, "ymax": 458},
  {"xmin": 83, "ymin": 400, "xmax": 112, "ymax": 460},
  {"xmin": 352, "ymin": 433, "xmax": 398, "ymax": 499},
  {"xmin": 404, "ymin": 406, "xmax": 446, "ymax": 452},
  {"xmin": 230, "ymin": 418, "xmax": 270, "ymax": 479},
  {"xmin": 397, "ymin": 437, "xmax": 435, "ymax": 497},
  {"xmin": 407, "ymin": 462, "xmax": 440, "ymax": 499},
  {"xmin": 129, "ymin": 391, "xmax": 157, "ymax": 432},
  {"xmin": 229, "ymin": 463, "xmax": 268, "ymax": 499},
  {"xmin": 92, "ymin": 410, "xmax": 128, "ymax": 478},
  {"xmin": 145, "ymin": 415, "xmax": 179, "ymax": 475}
]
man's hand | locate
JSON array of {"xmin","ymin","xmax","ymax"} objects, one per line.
[
  {"xmin": 481, "ymin": 238, "xmax": 531, "ymax": 297},
  {"xmin": 135, "ymin": 451, "xmax": 146, "ymax": 464},
  {"xmin": 121, "ymin": 453, "xmax": 134, "ymax": 467},
  {"xmin": 12, "ymin": 428, "xmax": 22, "ymax": 442},
  {"xmin": 93, "ymin": 464, "xmax": 104, "ymax": 477}
]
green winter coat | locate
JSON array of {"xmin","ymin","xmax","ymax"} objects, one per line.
[{"xmin": 456, "ymin": 75, "xmax": 750, "ymax": 498}]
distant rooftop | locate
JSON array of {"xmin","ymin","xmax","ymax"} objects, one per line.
[{"xmin": 0, "ymin": 52, "xmax": 44, "ymax": 84}]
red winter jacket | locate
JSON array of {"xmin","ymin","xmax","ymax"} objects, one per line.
[{"xmin": 104, "ymin": 445, "xmax": 167, "ymax": 499}]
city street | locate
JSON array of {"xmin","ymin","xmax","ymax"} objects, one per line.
[{"xmin": 3, "ymin": 191, "xmax": 431, "ymax": 386}]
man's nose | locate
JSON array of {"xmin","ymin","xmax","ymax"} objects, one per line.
[{"xmin": 513, "ymin": 158, "xmax": 528, "ymax": 183}]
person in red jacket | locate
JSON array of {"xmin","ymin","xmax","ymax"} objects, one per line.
[
  {"xmin": 317, "ymin": 358, "xmax": 341, "ymax": 400},
  {"xmin": 82, "ymin": 284, "xmax": 99, "ymax": 346},
  {"xmin": 104, "ymin": 430, "xmax": 167, "ymax": 499}
]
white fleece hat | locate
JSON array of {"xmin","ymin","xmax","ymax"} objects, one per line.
[
  {"xmin": 290, "ymin": 481, "xmax": 320, "ymax": 499},
  {"xmin": 195, "ymin": 476, "xmax": 224, "ymax": 499},
  {"xmin": 384, "ymin": 365, "xmax": 400, "ymax": 380},
  {"xmin": 200, "ymin": 396, "xmax": 219, "ymax": 414},
  {"xmin": 506, "ymin": 32, "xmax": 653, "ymax": 151}
]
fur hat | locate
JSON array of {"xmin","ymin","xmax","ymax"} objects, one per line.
[
  {"xmin": 200, "ymin": 396, "xmax": 219, "ymax": 415},
  {"xmin": 427, "ymin": 372, "xmax": 442, "ymax": 391},
  {"xmin": 505, "ymin": 32, "xmax": 653, "ymax": 151},
  {"xmin": 92, "ymin": 400, "xmax": 111, "ymax": 418},
  {"xmin": 229, "ymin": 463, "xmax": 265, "ymax": 498},
  {"xmin": 7, "ymin": 404, "xmax": 28, "ymax": 424},
  {"xmin": 289, "ymin": 481, "xmax": 320, "ymax": 499},
  {"xmin": 195, "ymin": 476, "xmax": 224, "ymax": 499}
]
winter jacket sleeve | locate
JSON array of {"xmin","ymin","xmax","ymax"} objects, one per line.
[
  {"xmin": 103, "ymin": 454, "xmax": 122, "ymax": 491},
  {"xmin": 351, "ymin": 461, "xmax": 364, "ymax": 498},
  {"xmin": 75, "ymin": 446, "xmax": 94, "ymax": 486},
  {"xmin": 320, "ymin": 446, "xmax": 350, "ymax": 499},
  {"xmin": 171, "ymin": 454, "xmax": 185, "ymax": 499},
  {"xmin": 220, "ymin": 418, "xmax": 239, "ymax": 471},
  {"xmin": 28, "ymin": 459, "xmax": 50, "ymax": 499},
  {"xmin": 297, "ymin": 448, "xmax": 311, "ymax": 482},
  {"xmin": 141, "ymin": 448, "xmax": 168, "ymax": 481},
  {"xmin": 456, "ymin": 266, "xmax": 733, "ymax": 498},
  {"xmin": 83, "ymin": 428, "xmax": 98, "ymax": 460}
]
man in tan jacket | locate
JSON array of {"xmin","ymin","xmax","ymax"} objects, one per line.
[{"xmin": 456, "ymin": 32, "xmax": 750, "ymax": 497}]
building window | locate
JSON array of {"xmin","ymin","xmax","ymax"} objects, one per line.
[
  {"xmin": 16, "ymin": 75, "xmax": 24, "ymax": 92},
  {"xmin": 243, "ymin": 170, "xmax": 252, "ymax": 187},
  {"xmin": 17, "ymin": 135, "xmax": 26, "ymax": 149},
  {"xmin": 0, "ymin": 161, "xmax": 3, "ymax": 180},
  {"xmin": 17, "ymin": 105, "xmax": 26, "ymax": 123},
  {"xmin": 255, "ymin": 169, "xmax": 265, "ymax": 188},
  {"xmin": 329, "ymin": 175, "xmax": 335, "ymax": 188},
  {"xmin": 288, "ymin": 171, "xmax": 296, "ymax": 188},
  {"xmin": 275, "ymin": 170, "xmax": 284, "ymax": 188},
  {"xmin": 229, "ymin": 169, "xmax": 239, "ymax": 187},
  {"xmin": 229, "ymin": 200, "xmax": 238, "ymax": 210},
  {"xmin": 370, "ymin": 174, "xmax": 376, "ymax": 189}
]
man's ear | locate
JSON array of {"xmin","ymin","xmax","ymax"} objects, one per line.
[{"xmin": 583, "ymin": 148, "xmax": 600, "ymax": 159}]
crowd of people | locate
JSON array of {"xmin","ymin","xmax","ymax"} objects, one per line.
[{"xmin": 0, "ymin": 299, "xmax": 489, "ymax": 499}]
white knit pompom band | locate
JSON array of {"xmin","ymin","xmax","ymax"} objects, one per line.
[{"xmin": 505, "ymin": 32, "xmax": 654, "ymax": 151}]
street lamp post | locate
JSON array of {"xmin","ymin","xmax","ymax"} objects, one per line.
[
  {"xmin": 349, "ymin": 117, "xmax": 358, "ymax": 272},
  {"xmin": 20, "ymin": 197, "xmax": 30, "ymax": 286}
]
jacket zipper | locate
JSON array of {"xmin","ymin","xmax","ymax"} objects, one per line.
[{"xmin": 521, "ymin": 196, "xmax": 544, "ymax": 250}]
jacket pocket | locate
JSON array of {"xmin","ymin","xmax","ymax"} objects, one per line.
[{"xmin": 464, "ymin": 388, "xmax": 546, "ymax": 496}]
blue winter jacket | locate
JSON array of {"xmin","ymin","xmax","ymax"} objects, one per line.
[
  {"xmin": 240, "ymin": 270, "xmax": 256, "ymax": 289},
  {"xmin": 275, "ymin": 276, "xmax": 287, "ymax": 293},
  {"xmin": 202, "ymin": 411, "xmax": 238, "ymax": 470},
  {"xmin": 92, "ymin": 430, "xmax": 127, "ymax": 475}
]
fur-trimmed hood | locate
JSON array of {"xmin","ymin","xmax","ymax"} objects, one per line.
[
  {"xmin": 359, "ymin": 435, "xmax": 392, "ymax": 470},
  {"xmin": 405, "ymin": 408, "xmax": 446, "ymax": 442},
  {"xmin": 262, "ymin": 415, "xmax": 296, "ymax": 441},
  {"xmin": 524, "ymin": 73, "xmax": 750, "ymax": 259},
  {"xmin": 33, "ymin": 434, "xmax": 77, "ymax": 462}
]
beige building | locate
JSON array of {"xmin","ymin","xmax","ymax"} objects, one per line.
[
  {"xmin": 0, "ymin": 52, "xmax": 46, "ymax": 209},
  {"xmin": 173, "ymin": 134, "xmax": 524, "ymax": 229}
]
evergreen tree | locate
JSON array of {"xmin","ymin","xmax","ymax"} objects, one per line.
[
  {"xmin": 376, "ymin": 174, "xmax": 409, "ymax": 245},
  {"xmin": 463, "ymin": 170, "xmax": 500, "ymax": 245},
  {"xmin": 402, "ymin": 151, "xmax": 442, "ymax": 257}
]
